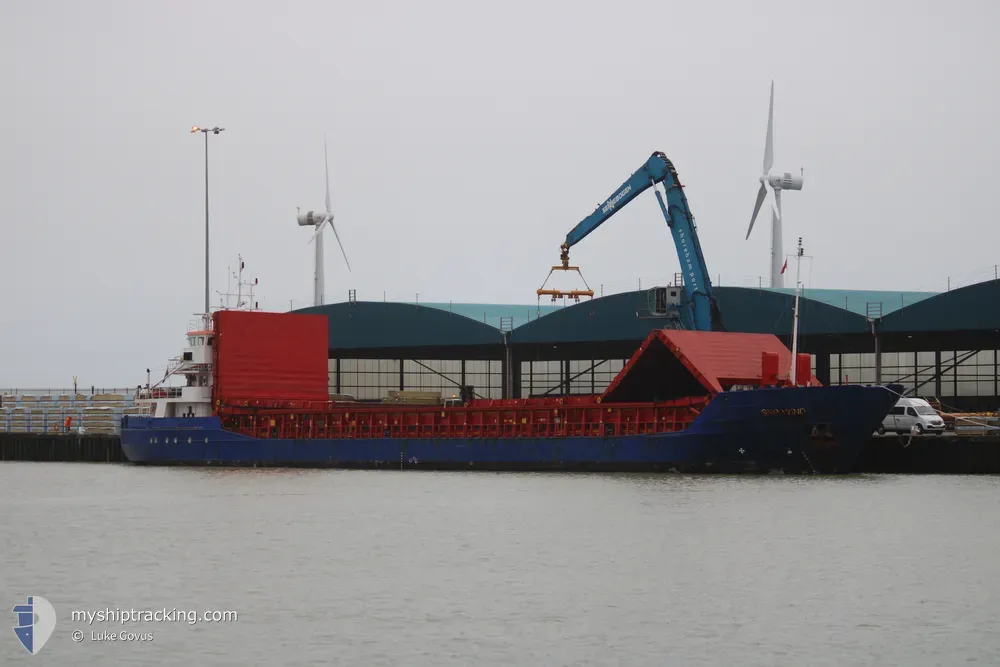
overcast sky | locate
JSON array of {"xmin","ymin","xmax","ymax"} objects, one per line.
[{"xmin": 3, "ymin": 0, "xmax": 998, "ymax": 388}]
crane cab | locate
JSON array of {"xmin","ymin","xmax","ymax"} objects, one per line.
[{"xmin": 647, "ymin": 285, "xmax": 682, "ymax": 317}]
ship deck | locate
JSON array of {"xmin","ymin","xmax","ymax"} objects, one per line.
[{"xmin": 213, "ymin": 329, "xmax": 819, "ymax": 441}]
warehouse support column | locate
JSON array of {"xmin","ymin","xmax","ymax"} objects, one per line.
[
  {"xmin": 501, "ymin": 357, "xmax": 508, "ymax": 400},
  {"xmin": 510, "ymin": 352, "xmax": 521, "ymax": 399},
  {"xmin": 874, "ymin": 337, "xmax": 882, "ymax": 385},
  {"xmin": 502, "ymin": 333, "xmax": 511, "ymax": 400},
  {"xmin": 815, "ymin": 349, "xmax": 831, "ymax": 386},
  {"xmin": 934, "ymin": 349, "xmax": 942, "ymax": 398}
]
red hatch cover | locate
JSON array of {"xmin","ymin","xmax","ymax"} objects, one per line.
[
  {"xmin": 213, "ymin": 309, "xmax": 330, "ymax": 404},
  {"xmin": 600, "ymin": 329, "xmax": 820, "ymax": 403}
]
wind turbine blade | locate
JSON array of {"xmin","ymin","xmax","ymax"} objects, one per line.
[
  {"xmin": 762, "ymin": 80, "xmax": 774, "ymax": 175},
  {"xmin": 324, "ymin": 135, "xmax": 332, "ymax": 214},
  {"xmin": 328, "ymin": 220, "xmax": 351, "ymax": 272},
  {"xmin": 308, "ymin": 218, "xmax": 327, "ymax": 244},
  {"xmin": 746, "ymin": 182, "xmax": 768, "ymax": 239}
]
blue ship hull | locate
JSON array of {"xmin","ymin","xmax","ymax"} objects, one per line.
[{"xmin": 120, "ymin": 385, "xmax": 899, "ymax": 474}]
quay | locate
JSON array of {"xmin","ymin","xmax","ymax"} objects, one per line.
[
  {"xmin": 0, "ymin": 433, "xmax": 126, "ymax": 463},
  {"xmin": 2, "ymin": 431, "xmax": 999, "ymax": 473},
  {"xmin": 856, "ymin": 432, "xmax": 1000, "ymax": 474}
]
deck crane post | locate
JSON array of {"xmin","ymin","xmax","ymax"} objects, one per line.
[{"xmin": 538, "ymin": 151, "xmax": 721, "ymax": 331}]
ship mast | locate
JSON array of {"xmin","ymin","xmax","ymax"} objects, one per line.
[
  {"xmin": 215, "ymin": 255, "xmax": 259, "ymax": 312},
  {"xmin": 789, "ymin": 237, "xmax": 804, "ymax": 385}
]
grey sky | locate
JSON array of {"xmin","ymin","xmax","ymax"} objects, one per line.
[{"xmin": 3, "ymin": 0, "xmax": 998, "ymax": 388}]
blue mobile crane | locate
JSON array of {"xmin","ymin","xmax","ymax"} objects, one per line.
[{"xmin": 537, "ymin": 151, "xmax": 723, "ymax": 331}]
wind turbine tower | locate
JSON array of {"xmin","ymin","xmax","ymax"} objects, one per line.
[
  {"xmin": 296, "ymin": 137, "xmax": 351, "ymax": 307},
  {"xmin": 745, "ymin": 81, "xmax": 804, "ymax": 289}
]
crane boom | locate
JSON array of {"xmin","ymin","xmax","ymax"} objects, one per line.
[{"xmin": 554, "ymin": 151, "xmax": 719, "ymax": 331}]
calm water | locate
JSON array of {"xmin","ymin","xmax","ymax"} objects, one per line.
[{"xmin": 2, "ymin": 463, "xmax": 999, "ymax": 666}]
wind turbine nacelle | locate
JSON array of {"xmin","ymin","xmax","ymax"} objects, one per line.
[
  {"xmin": 297, "ymin": 210, "xmax": 324, "ymax": 226},
  {"xmin": 767, "ymin": 172, "xmax": 804, "ymax": 191}
]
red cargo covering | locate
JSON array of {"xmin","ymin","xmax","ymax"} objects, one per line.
[
  {"xmin": 795, "ymin": 353, "xmax": 812, "ymax": 385},
  {"xmin": 212, "ymin": 310, "xmax": 330, "ymax": 404},
  {"xmin": 761, "ymin": 351, "xmax": 780, "ymax": 386},
  {"xmin": 220, "ymin": 395, "xmax": 710, "ymax": 441},
  {"xmin": 601, "ymin": 329, "xmax": 820, "ymax": 403}
]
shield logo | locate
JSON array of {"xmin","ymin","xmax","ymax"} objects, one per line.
[{"xmin": 12, "ymin": 596, "xmax": 57, "ymax": 655}]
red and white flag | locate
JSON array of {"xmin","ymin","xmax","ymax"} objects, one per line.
[{"xmin": 780, "ymin": 258, "xmax": 788, "ymax": 274}]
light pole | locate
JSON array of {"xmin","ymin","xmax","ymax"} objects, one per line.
[{"xmin": 191, "ymin": 125, "xmax": 225, "ymax": 316}]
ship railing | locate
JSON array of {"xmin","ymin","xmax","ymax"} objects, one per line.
[
  {"xmin": 187, "ymin": 315, "xmax": 214, "ymax": 333},
  {"xmin": 217, "ymin": 396, "xmax": 711, "ymax": 440},
  {"xmin": 137, "ymin": 387, "xmax": 184, "ymax": 400}
]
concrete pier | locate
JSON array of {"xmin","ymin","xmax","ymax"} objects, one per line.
[
  {"xmin": 857, "ymin": 433, "xmax": 1000, "ymax": 474},
  {"xmin": 0, "ymin": 434, "xmax": 126, "ymax": 463}
]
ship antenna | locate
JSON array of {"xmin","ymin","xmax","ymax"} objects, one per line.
[
  {"xmin": 789, "ymin": 237, "xmax": 804, "ymax": 385},
  {"xmin": 237, "ymin": 254, "xmax": 244, "ymax": 309}
]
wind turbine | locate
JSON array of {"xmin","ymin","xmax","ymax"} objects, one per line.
[
  {"xmin": 297, "ymin": 137, "xmax": 350, "ymax": 307},
  {"xmin": 745, "ymin": 80, "xmax": 804, "ymax": 289}
]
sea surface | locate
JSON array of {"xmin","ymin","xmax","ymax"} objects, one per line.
[{"xmin": 2, "ymin": 463, "xmax": 999, "ymax": 666}]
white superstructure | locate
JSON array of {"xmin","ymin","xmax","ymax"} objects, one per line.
[{"xmin": 135, "ymin": 257, "xmax": 260, "ymax": 419}]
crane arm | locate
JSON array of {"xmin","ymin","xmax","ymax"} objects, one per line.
[
  {"xmin": 546, "ymin": 151, "xmax": 721, "ymax": 331},
  {"xmin": 647, "ymin": 156, "xmax": 717, "ymax": 331},
  {"xmin": 563, "ymin": 157, "xmax": 663, "ymax": 250}
]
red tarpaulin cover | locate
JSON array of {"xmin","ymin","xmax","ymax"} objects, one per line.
[
  {"xmin": 213, "ymin": 310, "xmax": 330, "ymax": 403},
  {"xmin": 601, "ymin": 329, "xmax": 821, "ymax": 403}
]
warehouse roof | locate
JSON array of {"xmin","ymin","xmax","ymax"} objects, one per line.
[
  {"xmin": 416, "ymin": 286, "xmax": 936, "ymax": 329},
  {"xmin": 293, "ymin": 301, "xmax": 504, "ymax": 350},
  {"xmin": 877, "ymin": 279, "xmax": 1000, "ymax": 333},
  {"xmin": 421, "ymin": 301, "xmax": 563, "ymax": 331},
  {"xmin": 509, "ymin": 287, "xmax": 872, "ymax": 344},
  {"xmin": 765, "ymin": 287, "xmax": 937, "ymax": 317},
  {"xmin": 290, "ymin": 279, "xmax": 996, "ymax": 352}
]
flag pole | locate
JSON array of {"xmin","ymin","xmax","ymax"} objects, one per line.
[{"xmin": 789, "ymin": 238, "xmax": 804, "ymax": 385}]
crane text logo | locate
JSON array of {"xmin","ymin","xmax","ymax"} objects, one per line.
[
  {"xmin": 676, "ymin": 229, "xmax": 700, "ymax": 293},
  {"xmin": 12, "ymin": 596, "xmax": 57, "ymax": 655},
  {"xmin": 601, "ymin": 184, "xmax": 632, "ymax": 215}
]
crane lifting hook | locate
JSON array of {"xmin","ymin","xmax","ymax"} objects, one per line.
[{"xmin": 536, "ymin": 243, "xmax": 595, "ymax": 303}]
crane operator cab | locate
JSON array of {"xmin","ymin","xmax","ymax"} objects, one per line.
[
  {"xmin": 877, "ymin": 397, "xmax": 946, "ymax": 435},
  {"xmin": 648, "ymin": 285, "xmax": 682, "ymax": 316}
]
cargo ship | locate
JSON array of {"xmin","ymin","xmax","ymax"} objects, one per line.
[{"xmin": 121, "ymin": 305, "xmax": 901, "ymax": 474}]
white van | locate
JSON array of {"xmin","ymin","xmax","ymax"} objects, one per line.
[{"xmin": 877, "ymin": 397, "xmax": 946, "ymax": 435}]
